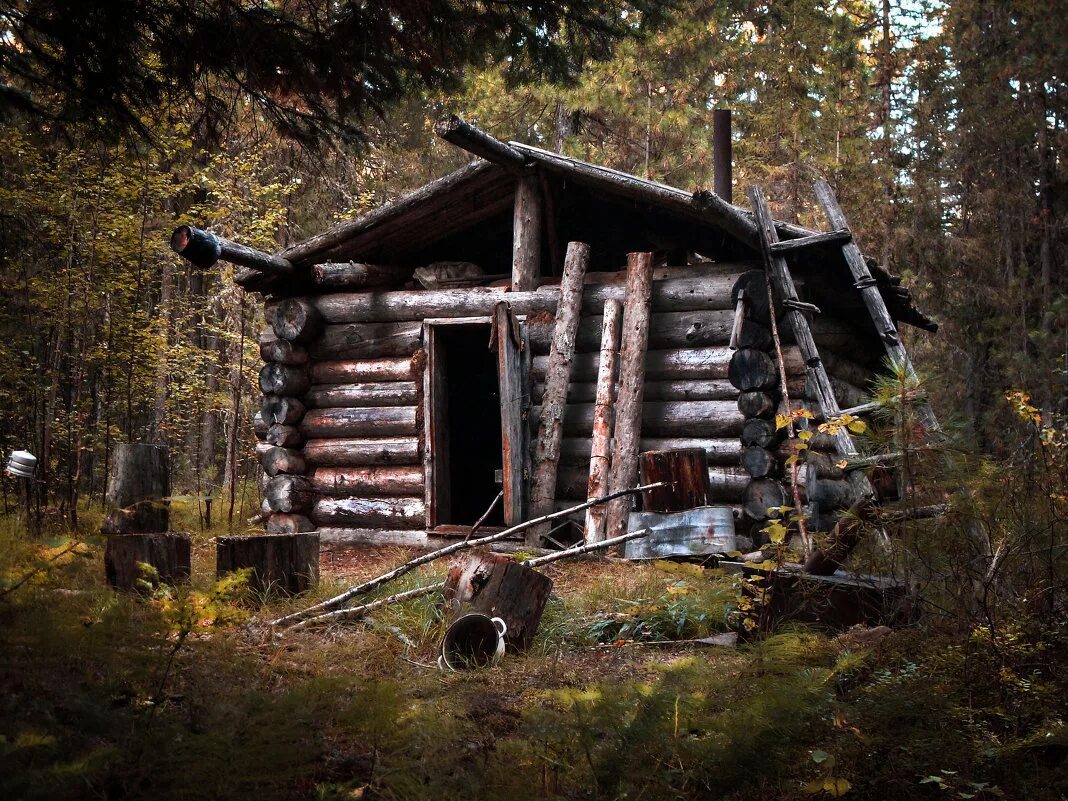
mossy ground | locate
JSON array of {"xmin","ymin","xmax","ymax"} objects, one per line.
[{"xmin": 1, "ymin": 514, "xmax": 1065, "ymax": 800}]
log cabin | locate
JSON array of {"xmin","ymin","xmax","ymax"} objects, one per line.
[{"xmin": 173, "ymin": 116, "xmax": 938, "ymax": 556}]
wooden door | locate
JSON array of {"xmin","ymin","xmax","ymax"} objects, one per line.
[{"xmin": 491, "ymin": 302, "xmax": 528, "ymax": 526}]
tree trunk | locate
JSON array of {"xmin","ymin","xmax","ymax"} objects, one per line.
[
  {"xmin": 511, "ymin": 172, "xmax": 543, "ymax": 291},
  {"xmin": 584, "ymin": 299, "xmax": 622, "ymax": 542}
]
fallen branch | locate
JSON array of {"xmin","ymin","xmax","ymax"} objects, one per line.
[
  {"xmin": 273, "ymin": 482, "xmax": 665, "ymax": 627},
  {"xmin": 524, "ymin": 528, "xmax": 650, "ymax": 567},
  {"xmin": 463, "ymin": 490, "xmax": 503, "ymax": 542}
]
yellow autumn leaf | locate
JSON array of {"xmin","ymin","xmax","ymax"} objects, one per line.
[
  {"xmin": 799, "ymin": 430, "xmax": 814, "ymax": 442},
  {"xmin": 846, "ymin": 419, "xmax": 867, "ymax": 434},
  {"xmin": 775, "ymin": 413, "xmax": 792, "ymax": 430},
  {"xmin": 825, "ymin": 777, "xmax": 852, "ymax": 796}
]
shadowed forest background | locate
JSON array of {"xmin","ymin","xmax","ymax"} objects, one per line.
[{"xmin": 1, "ymin": 1, "xmax": 1067, "ymax": 800}]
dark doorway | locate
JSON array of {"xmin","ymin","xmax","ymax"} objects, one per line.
[{"xmin": 438, "ymin": 324, "xmax": 504, "ymax": 527}]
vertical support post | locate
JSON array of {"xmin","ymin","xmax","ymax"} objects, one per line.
[
  {"xmin": 492, "ymin": 302, "xmax": 527, "ymax": 527},
  {"xmin": 603, "ymin": 252, "xmax": 654, "ymax": 541},
  {"xmin": 713, "ymin": 109, "xmax": 733, "ymax": 203},
  {"xmin": 585, "ymin": 300, "xmax": 623, "ymax": 543},
  {"xmin": 529, "ymin": 241, "xmax": 590, "ymax": 545},
  {"xmin": 512, "ymin": 169, "xmax": 543, "ymax": 291}
]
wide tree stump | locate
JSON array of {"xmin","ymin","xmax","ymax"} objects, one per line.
[
  {"xmin": 105, "ymin": 532, "xmax": 191, "ymax": 591},
  {"xmin": 442, "ymin": 550, "xmax": 553, "ymax": 653},
  {"xmin": 102, "ymin": 443, "xmax": 170, "ymax": 534},
  {"xmin": 216, "ymin": 533, "xmax": 320, "ymax": 596},
  {"xmin": 638, "ymin": 448, "xmax": 713, "ymax": 512}
]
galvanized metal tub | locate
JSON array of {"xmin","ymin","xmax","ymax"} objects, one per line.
[{"xmin": 624, "ymin": 505, "xmax": 736, "ymax": 560}]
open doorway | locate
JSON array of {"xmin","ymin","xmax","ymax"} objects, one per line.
[{"xmin": 426, "ymin": 323, "xmax": 505, "ymax": 528}]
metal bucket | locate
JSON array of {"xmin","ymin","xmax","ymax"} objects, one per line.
[
  {"xmin": 624, "ymin": 505, "xmax": 736, "ymax": 560},
  {"xmin": 438, "ymin": 613, "xmax": 508, "ymax": 671},
  {"xmin": 5, "ymin": 450, "xmax": 37, "ymax": 479}
]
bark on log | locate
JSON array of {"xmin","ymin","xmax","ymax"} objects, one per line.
[
  {"xmin": 272, "ymin": 298, "xmax": 323, "ymax": 343},
  {"xmin": 258, "ymin": 445, "xmax": 306, "ymax": 477},
  {"xmin": 310, "ymin": 322, "xmax": 422, "ymax": 360},
  {"xmin": 259, "ymin": 364, "xmax": 310, "ymax": 396},
  {"xmin": 265, "ymin": 514, "xmax": 316, "ymax": 534},
  {"xmin": 303, "ymin": 437, "xmax": 420, "ymax": 467},
  {"xmin": 442, "ymin": 550, "xmax": 554, "ymax": 653},
  {"xmin": 259, "ymin": 329, "xmax": 309, "ymax": 365},
  {"xmin": 737, "ymin": 391, "xmax": 776, "ymax": 419},
  {"xmin": 312, "ymin": 261, "xmax": 412, "ymax": 289},
  {"xmin": 584, "ymin": 299, "xmax": 622, "ymax": 543},
  {"xmin": 744, "ymin": 479, "xmax": 787, "ymax": 520},
  {"xmin": 740, "ymin": 418, "xmax": 779, "ymax": 448},
  {"xmin": 300, "ymin": 407, "xmax": 418, "ymax": 438},
  {"xmin": 309, "ymin": 358, "xmax": 417, "ymax": 384},
  {"xmin": 532, "ymin": 378, "xmax": 742, "ymax": 404},
  {"xmin": 265, "ymin": 475, "xmax": 314, "ymax": 514},
  {"xmin": 638, "ymin": 448, "xmax": 713, "ymax": 512},
  {"xmin": 216, "ymin": 533, "xmax": 320, "ymax": 595},
  {"xmin": 105, "ymin": 532, "xmax": 191, "ymax": 591},
  {"xmin": 531, "ymin": 400, "xmax": 744, "ymax": 437},
  {"xmin": 102, "ymin": 444, "xmax": 170, "ymax": 534},
  {"xmin": 512, "ymin": 171, "xmax": 543, "ymax": 291},
  {"xmin": 303, "ymin": 382, "xmax": 419, "ymax": 408},
  {"xmin": 311, "ymin": 496, "xmax": 426, "ymax": 528},
  {"xmin": 529, "ymin": 241, "xmax": 589, "ymax": 543},
  {"xmin": 741, "ymin": 446, "xmax": 778, "ymax": 479},
  {"xmin": 308, "ymin": 466, "xmax": 423, "ymax": 496},
  {"xmin": 170, "ymin": 225, "xmax": 293, "ymax": 274},
  {"xmin": 266, "ymin": 424, "xmax": 305, "ymax": 449},
  {"xmin": 561, "ymin": 436, "xmax": 742, "ymax": 466},
  {"xmin": 605, "ymin": 252, "xmax": 654, "ymax": 540},
  {"xmin": 728, "ymin": 348, "xmax": 778, "ymax": 391},
  {"xmin": 527, "ymin": 309, "xmax": 736, "ymax": 353},
  {"xmin": 261, "ymin": 395, "xmax": 306, "ymax": 426}
]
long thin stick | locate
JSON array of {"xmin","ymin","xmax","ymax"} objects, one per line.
[
  {"xmin": 464, "ymin": 490, "xmax": 503, "ymax": 542},
  {"xmin": 273, "ymin": 482, "xmax": 665, "ymax": 627},
  {"xmin": 286, "ymin": 528, "xmax": 654, "ymax": 632}
]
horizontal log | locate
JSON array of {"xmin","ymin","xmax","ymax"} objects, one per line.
[
  {"xmin": 533, "ymin": 378, "xmax": 741, "ymax": 404},
  {"xmin": 532, "ymin": 345, "xmax": 806, "ymax": 383},
  {"xmin": 312, "ymin": 261, "xmax": 413, "ymax": 289},
  {"xmin": 303, "ymin": 382, "xmax": 419, "ymax": 408},
  {"xmin": 300, "ymin": 407, "xmax": 418, "ymax": 438},
  {"xmin": 259, "ymin": 329, "xmax": 308, "ymax": 366},
  {"xmin": 310, "ymin": 322, "xmax": 422, "ymax": 360},
  {"xmin": 253, "ymin": 411, "xmax": 268, "ymax": 440},
  {"xmin": 272, "ymin": 298, "xmax": 323, "ymax": 343},
  {"xmin": 265, "ymin": 475, "xmax": 314, "ymax": 514},
  {"xmin": 553, "ymin": 465, "xmax": 749, "ymax": 502},
  {"xmin": 744, "ymin": 478, "xmax": 787, "ymax": 520},
  {"xmin": 261, "ymin": 395, "xmax": 306, "ymax": 426},
  {"xmin": 266, "ymin": 424, "xmax": 304, "ymax": 449},
  {"xmin": 528, "ymin": 310, "xmax": 735, "ymax": 353},
  {"xmin": 741, "ymin": 418, "xmax": 779, "ymax": 448},
  {"xmin": 531, "ymin": 400, "xmax": 744, "ymax": 437},
  {"xmin": 741, "ymin": 446, "xmax": 778, "ymax": 478},
  {"xmin": 728, "ymin": 348, "xmax": 778, "ymax": 392},
  {"xmin": 309, "ymin": 358, "xmax": 417, "ymax": 384},
  {"xmin": 317, "ymin": 528, "xmax": 536, "ymax": 554},
  {"xmin": 805, "ymin": 374, "xmax": 870, "ymax": 410},
  {"xmin": 303, "ymin": 437, "xmax": 421, "ymax": 467},
  {"xmin": 737, "ymin": 391, "xmax": 775, "ymax": 419},
  {"xmin": 821, "ymin": 349, "xmax": 879, "ymax": 389},
  {"xmin": 259, "ymin": 364, "xmax": 310, "ymax": 396},
  {"xmin": 256, "ymin": 444, "xmax": 306, "ymax": 476},
  {"xmin": 312, "ymin": 273, "xmax": 743, "ymax": 324},
  {"xmin": 311, "ymin": 496, "xmax": 426, "ymax": 528},
  {"xmin": 559, "ymin": 437, "xmax": 743, "ymax": 466},
  {"xmin": 308, "ymin": 466, "xmax": 424, "ymax": 496},
  {"xmin": 171, "ymin": 225, "xmax": 293, "ymax": 275}
]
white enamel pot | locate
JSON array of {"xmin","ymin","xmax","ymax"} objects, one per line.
[{"xmin": 437, "ymin": 613, "xmax": 508, "ymax": 671}]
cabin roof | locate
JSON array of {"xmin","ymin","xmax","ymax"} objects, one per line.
[{"xmin": 244, "ymin": 143, "xmax": 936, "ymax": 333}]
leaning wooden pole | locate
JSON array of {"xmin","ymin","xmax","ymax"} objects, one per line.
[
  {"xmin": 170, "ymin": 225, "xmax": 294, "ymax": 275},
  {"xmin": 603, "ymin": 252, "xmax": 654, "ymax": 541},
  {"xmin": 584, "ymin": 299, "xmax": 623, "ymax": 542},
  {"xmin": 528, "ymin": 241, "xmax": 590, "ymax": 544}
]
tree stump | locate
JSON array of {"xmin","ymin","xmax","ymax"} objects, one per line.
[
  {"xmin": 105, "ymin": 532, "xmax": 191, "ymax": 591},
  {"xmin": 441, "ymin": 550, "xmax": 553, "ymax": 653},
  {"xmin": 102, "ymin": 443, "xmax": 170, "ymax": 534},
  {"xmin": 216, "ymin": 533, "xmax": 320, "ymax": 596},
  {"xmin": 638, "ymin": 448, "xmax": 713, "ymax": 512}
]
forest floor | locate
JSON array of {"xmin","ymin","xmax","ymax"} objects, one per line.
[{"xmin": 2, "ymin": 520, "xmax": 1066, "ymax": 801}]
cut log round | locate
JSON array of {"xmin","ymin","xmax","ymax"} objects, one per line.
[
  {"xmin": 261, "ymin": 395, "xmax": 306, "ymax": 426},
  {"xmin": 259, "ymin": 363, "xmax": 310, "ymax": 396},
  {"xmin": 744, "ymin": 479, "xmax": 787, "ymax": 520},
  {"xmin": 266, "ymin": 424, "xmax": 305, "ymax": 449},
  {"xmin": 303, "ymin": 382, "xmax": 419, "ymax": 408},
  {"xmin": 310, "ymin": 321, "xmax": 422, "ymax": 360},
  {"xmin": 308, "ymin": 466, "xmax": 423, "ymax": 496},
  {"xmin": 259, "ymin": 330, "xmax": 309, "ymax": 365},
  {"xmin": 253, "ymin": 411, "xmax": 268, "ymax": 440},
  {"xmin": 303, "ymin": 437, "xmax": 420, "ymax": 467},
  {"xmin": 300, "ymin": 407, "xmax": 418, "ymax": 438},
  {"xmin": 311, "ymin": 496, "xmax": 425, "ymax": 528},
  {"xmin": 216, "ymin": 533, "xmax": 320, "ymax": 595},
  {"xmin": 728, "ymin": 348, "xmax": 778, "ymax": 392},
  {"xmin": 258, "ymin": 445, "xmax": 306, "ymax": 477},
  {"xmin": 105, "ymin": 532, "xmax": 191, "ymax": 591},
  {"xmin": 638, "ymin": 448, "xmax": 713, "ymax": 512},
  {"xmin": 272, "ymin": 297, "xmax": 323, "ymax": 343},
  {"xmin": 102, "ymin": 443, "xmax": 170, "ymax": 534},
  {"xmin": 265, "ymin": 475, "xmax": 314, "ymax": 514},
  {"xmin": 732, "ymin": 270, "xmax": 771, "ymax": 325},
  {"xmin": 737, "ymin": 391, "xmax": 775, "ymax": 419},
  {"xmin": 741, "ymin": 446, "xmax": 778, "ymax": 478},
  {"xmin": 740, "ymin": 418, "xmax": 778, "ymax": 448},
  {"xmin": 442, "ymin": 550, "xmax": 554, "ymax": 653},
  {"xmin": 265, "ymin": 514, "xmax": 316, "ymax": 534},
  {"xmin": 736, "ymin": 319, "xmax": 773, "ymax": 351},
  {"xmin": 309, "ymin": 358, "xmax": 417, "ymax": 384}
]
